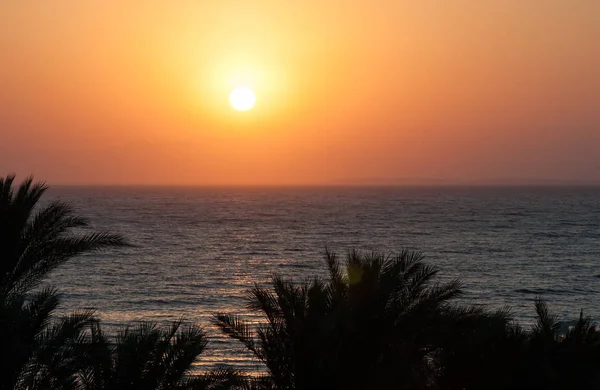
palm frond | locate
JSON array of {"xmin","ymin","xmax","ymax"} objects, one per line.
[
  {"xmin": 564, "ymin": 310, "xmax": 600, "ymax": 346},
  {"xmin": 0, "ymin": 174, "xmax": 17, "ymax": 208},
  {"xmin": 532, "ymin": 298, "xmax": 560, "ymax": 339},
  {"xmin": 17, "ymin": 310, "xmax": 96, "ymax": 389},
  {"xmin": 1, "ymin": 175, "xmax": 129, "ymax": 298},
  {"xmin": 20, "ymin": 287, "xmax": 61, "ymax": 336},
  {"xmin": 214, "ymin": 314, "xmax": 258, "ymax": 357},
  {"xmin": 7, "ymin": 232, "xmax": 129, "ymax": 297},
  {"xmin": 78, "ymin": 320, "xmax": 113, "ymax": 390},
  {"xmin": 162, "ymin": 323, "xmax": 208, "ymax": 389},
  {"xmin": 247, "ymin": 284, "xmax": 282, "ymax": 326},
  {"xmin": 177, "ymin": 365, "xmax": 246, "ymax": 390}
]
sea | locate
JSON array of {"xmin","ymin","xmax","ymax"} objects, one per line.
[{"xmin": 43, "ymin": 186, "xmax": 600, "ymax": 372}]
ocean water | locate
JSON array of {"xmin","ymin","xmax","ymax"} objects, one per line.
[{"xmin": 43, "ymin": 186, "xmax": 600, "ymax": 371}]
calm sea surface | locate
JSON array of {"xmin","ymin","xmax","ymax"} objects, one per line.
[{"xmin": 43, "ymin": 186, "xmax": 600, "ymax": 371}]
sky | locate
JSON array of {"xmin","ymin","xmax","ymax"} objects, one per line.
[{"xmin": 1, "ymin": 1, "xmax": 599, "ymax": 185}]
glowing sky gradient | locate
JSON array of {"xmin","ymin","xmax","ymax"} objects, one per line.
[{"xmin": 1, "ymin": 1, "xmax": 599, "ymax": 185}]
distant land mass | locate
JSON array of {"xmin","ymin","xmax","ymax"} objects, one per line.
[{"xmin": 330, "ymin": 177, "xmax": 600, "ymax": 186}]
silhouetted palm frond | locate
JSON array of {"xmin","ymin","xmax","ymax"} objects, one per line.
[
  {"xmin": 564, "ymin": 310, "xmax": 600, "ymax": 346},
  {"xmin": 215, "ymin": 314, "xmax": 259, "ymax": 358},
  {"xmin": 216, "ymin": 248, "xmax": 464, "ymax": 389},
  {"xmin": 17, "ymin": 310, "xmax": 97, "ymax": 390},
  {"xmin": 177, "ymin": 365, "xmax": 247, "ymax": 390},
  {"xmin": 0, "ymin": 175, "xmax": 128, "ymax": 389},
  {"xmin": 532, "ymin": 297, "xmax": 561, "ymax": 341},
  {"xmin": 0, "ymin": 175, "xmax": 128, "ymax": 299},
  {"xmin": 79, "ymin": 320, "xmax": 212, "ymax": 390}
]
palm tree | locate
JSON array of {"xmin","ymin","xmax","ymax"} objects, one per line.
[
  {"xmin": 0, "ymin": 174, "xmax": 127, "ymax": 389},
  {"xmin": 0, "ymin": 174, "xmax": 126, "ymax": 299},
  {"xmin": 12, "ymin": 309, "xmax": 99, "ymax": 390},
  {"xmin": 217, "ymin": 276, "xmax": 335, "ymax": 389},
  {"xmin": 216, "ymin": 249, "xmax": 463, "ymax": 389},
  {"xmin": 433, "ymin": 299, "xmax": 600, "ymax": 390},
  {"xmin": 430, "ymin": 305, "xmax": 527, "ymax": 390},
  {"xmin": 78, "ymin": 320, "xmax": 245, "ymax": 390},
  {"xmin": 522, "ymin": 299, "xmax": 600, "ymax": 389}
]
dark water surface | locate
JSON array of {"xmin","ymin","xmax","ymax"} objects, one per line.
[{"xmin": 44, "ymin": 186, "xmax": 600, "ymax": 371}]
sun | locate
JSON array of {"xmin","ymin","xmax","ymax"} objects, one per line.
[{"xmin": 229, "ymin": 86, "xmax": 256, "ymax": 111}]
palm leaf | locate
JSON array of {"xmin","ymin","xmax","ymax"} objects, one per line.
[
  {"xmin": 162, "ymin": 323, "xmax": 208, "ymax": 389},
  {"xmin": 214, "ymin": 314, "xmax": 258, "ymax": 357}
]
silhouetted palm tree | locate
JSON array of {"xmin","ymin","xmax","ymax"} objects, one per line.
[
  {"xmin": 0, "ymin": 174, "xmax": 127, "ymax": 389},
  {"xmin": 433, "ymin": 298, "xmax": 600, "ymax": 390},
  {"xmin": 13, "ymin": 310, "xmax": 98, "ymax": 389},
  {"xmin": 522, "ymin": 299, "xmax": 600, "ymax": 389},
  {"xmin": 216, "ymin": 249, "xmax": 463, "ymax": 389},
  {"xmin": 0, "ymin": 175, "xmax": 126, "ymax": 299},
  {"xmin": 79, "ymin": 320, "xmax": 245, "ymax": 390},
  {"xmin": 217, "ymin": 276, "xmax": 334, "ymax": 389},
  {"xmin": 430, "ymin": 305, "xmax": 527, "ymax": 389}
]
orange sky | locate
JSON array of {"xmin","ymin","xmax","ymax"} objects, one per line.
[{"xmin": 1, "ymin": 1, "xmax": 599, "ymax": 185}]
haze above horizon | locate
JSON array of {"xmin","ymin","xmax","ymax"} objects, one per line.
[{"xmin": 1, "ymin": 1, "xmax": 599, "ymax": 186}]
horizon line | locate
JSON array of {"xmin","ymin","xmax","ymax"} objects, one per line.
[{"xmin": 49, "ymin": 182, "xmax": 600, "ymax": 188}]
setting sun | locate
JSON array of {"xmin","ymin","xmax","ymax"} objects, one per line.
[
  {"xmin": 2, "ymin": 1, "xmax": 600, "ymax": 185},
  {"xmin": 229, "ymin": 86, "xmax": 256, "ymax": 111}
]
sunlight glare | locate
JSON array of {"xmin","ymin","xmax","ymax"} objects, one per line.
[{"xmin": 229, "ymin": 86, "xmax": 256, "ymax": 111}]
